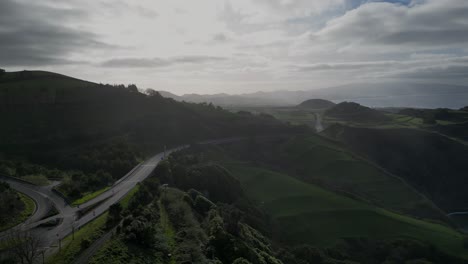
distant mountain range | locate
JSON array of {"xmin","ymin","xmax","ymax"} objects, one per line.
[{"xmin": 159, "ymin": 82, "xmax": 468, "ymax": 109}]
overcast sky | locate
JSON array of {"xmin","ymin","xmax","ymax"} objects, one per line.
[{"xmin": 1, "ymin": 0, "xmax": 468, "ymax": 94}]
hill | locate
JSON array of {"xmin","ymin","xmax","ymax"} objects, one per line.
[
  {"xmin": 226, "ymin": 164, "xmax": 465, "ymax": 256},
  {"xmin": 323, "ymin": 124, "xmax": 468, "ymax": 212},
  {"xmin": 325, "ymin": 102, "xmax": 391, "ymax": 123},
  {"xmin": 297, "ymin": 99, "xmax": 335, "ymax": 110},
  {"xmin": 0, "ymin": 70, "xmax": 303, "ymax": 201},
  {"xmin": 0, "ymin": 70, "xmax": 300, "ymax": 159},
  {"xmin": 216, "ymin": 135, "xmax": 446, "ymax": 222},
  {"xmin": 148, "ymin": 144, "xmax": 468, "ymax": 261}
]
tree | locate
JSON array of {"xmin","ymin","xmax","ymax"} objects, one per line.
[
  {"xmin": 109, "ymin": 203, "xmax": 122, "ymax": 220},
  {"xmin": 6, "ymin": 231, "xmax": 42, "ymax": 264},
  {"xmin": 80, "ymin": 238, "xmax": 91, "ymax": 250},
  {"xmin": 127, "ymin": 84, "xmax": 139, "ymax": 93},
  {"xmin": 145, "ymin": 89, "xmax": 162, "ymax": 98},
  {"xmin": 0, "ymin": 68, "xmax": 5, "ymax": 76}
]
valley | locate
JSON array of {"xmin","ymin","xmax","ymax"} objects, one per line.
[{"xmin": 1, "ymin": 70, "xmax": 468, "ymax": 264}]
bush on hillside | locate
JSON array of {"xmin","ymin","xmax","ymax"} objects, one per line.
[
  {"xmin": 0, "ymin": 181, "xmax": 25, "ymax": 226},
  {"xmin": 233, "ymin": 258, "xmax": 252, "ymax": 264}
]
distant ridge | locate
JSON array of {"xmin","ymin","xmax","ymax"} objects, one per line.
[{"xmin": 158, "ymin": 82, "xmax": 468, "ymax": 109}]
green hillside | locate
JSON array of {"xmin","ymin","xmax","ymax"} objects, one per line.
[
  {"xmin": 225, "ymin": 164, "xmax": 468, "ymax": 258},
  {"xmin": 219, "ymin": 134, "xmax": 445, "ymax": 222},
  {"xmin": 324, "ymin": 124, "xmax": 468, "ymax": 212}
]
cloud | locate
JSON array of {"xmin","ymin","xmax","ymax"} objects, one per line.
[
  {"xmin": 0, "ymin": 0, "xmax": 111, "ymax": 66},
  {"xmin": 313, "ymin": 0, "xmax": 468, "ymax": 48},
  {"xmin": 2, "ymin": 0, "xmax": 468, "ymax": 93},
  {"xmin": 293, "ymin": 60, "xmax": 405, "ymax": 72},
  {"xmin": 395, "ymin": 65, "xmax": 468, "ymax": 80},
  {"xmin": 101, "ymin": 56, "xmax": 228, "ymax": 68}
]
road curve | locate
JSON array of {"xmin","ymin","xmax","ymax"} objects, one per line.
[{"xmin": 0, "ymin": 176, "xmax": 54, "ymax": 237}]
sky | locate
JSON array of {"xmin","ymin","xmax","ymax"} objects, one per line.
[{"xmin": 1, "ymin": 0, "xmax": 468, "ymax": 95}]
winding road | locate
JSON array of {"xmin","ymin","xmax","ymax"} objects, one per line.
[
  {"xmin": 0, "ymin": 144, "xmax": 188, "ymax": 259},
  {"xmin": 0, "ymin": 138, "xmax": 247, "ymax": 260}
]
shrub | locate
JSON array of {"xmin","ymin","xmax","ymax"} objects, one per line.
[
  {"xmin": 80, "ymin": 238, "xmax": 91, "ymax": 250},
  {"xmin": 194, "ymin": 195, "xmax": 216, "ymax": 215},
  {"xmin": 233, "ymin": 258, "xmax": 252, "ymax": 264}
]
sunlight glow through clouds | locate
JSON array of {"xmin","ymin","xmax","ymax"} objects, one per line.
[{"xmin": 1, "ymin": 0, "xmax": 467, "ymax": 94}]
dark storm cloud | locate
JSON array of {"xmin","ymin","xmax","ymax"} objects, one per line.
[
  {"xmin": 0, "ymin": 0, "xmax": 110, "ymax": 67},
  {"xmin": 101, "ymin": 56, "xmax": 227, "ymax": 68}
]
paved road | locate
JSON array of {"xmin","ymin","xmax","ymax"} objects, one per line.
[
  {"xmin": 0, "ymin": 177, "xmax": 60, "ymax": 238},
  {"xmin": 39, "ymin": 149, "xmax": 182, "ymax": 256}
]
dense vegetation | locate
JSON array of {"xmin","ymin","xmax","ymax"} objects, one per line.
[
  {"xmin": 0, "ymin": 182, "xmax": 24, "ymax": 227},
  {"xmin": 0, "ymin": 182, "xmax": 34, "ymax": 231},
  {"xmin": 0, "ymin": 70, "xmax": 301, "ymax": 202},
  {"xmin": 0, "ymin": 70, "xmax": 301, "ymax": 158},
  {"xmin": 87, "ymin": 144, "xmax": 468, "ymax": 263}
]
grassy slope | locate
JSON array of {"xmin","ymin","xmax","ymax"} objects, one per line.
[
  {"xmin": 276, "ymin": 135, "xmax": 442, "ymax": 220},
  {"xmin": 226, "ymin": 164, "xmax": 467, "ymax": 258},
  {"xmin": 72, "ymin": 187, "xmax": 111, "ymax": 206},
  {"xmin": 0, "ymin": 192, "xmax": 36, "ymax": 232},
  {"xmin": 322, "ymin": 124, "xmax": 468, "ymax": 212}
]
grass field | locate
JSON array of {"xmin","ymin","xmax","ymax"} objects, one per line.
[
  {"xmin": 225, "ymin": 164, "xmax": 468, "ymax": 258},
  {"xmin": 0, "ymin": 192, "xmax": 36, "ymax": 232},
  {"xmin": 72, "ymin": 187, "xmax": 111, "ymax": 206}
]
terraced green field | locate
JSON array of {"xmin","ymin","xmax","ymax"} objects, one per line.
[{"xmin": 226, "ymin": 164, "xmax": 468, "ymax": 258}]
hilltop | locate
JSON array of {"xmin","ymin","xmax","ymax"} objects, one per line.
[{"xmin": 297, "ymin": 99, "xmax": 335, "ymax": 110}]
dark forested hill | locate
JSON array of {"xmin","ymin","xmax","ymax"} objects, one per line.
[{"xmin": 0, "ymin": 70, "xmax": 302, "ymax": 163}]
